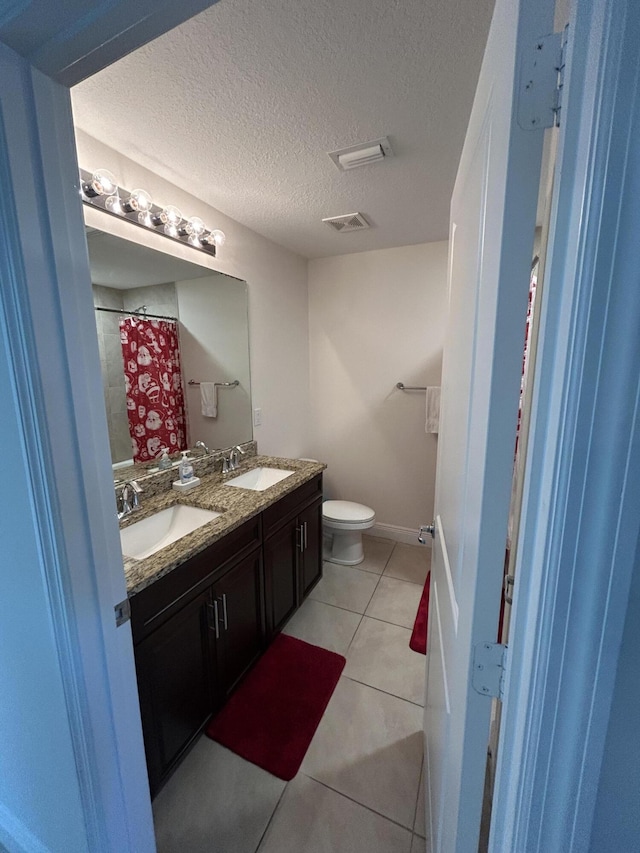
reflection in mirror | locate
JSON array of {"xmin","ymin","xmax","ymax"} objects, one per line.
[{"xmin": 87, "ymin": 227, "xmax": 252, "ymax": 473}]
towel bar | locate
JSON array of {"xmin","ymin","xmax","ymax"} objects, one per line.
[
  {"xmin": 188, "ymin": 380, "xmax": 239, "ymax": 387},
  {"xmin": 396, "ymin": 382, "xmax": 427, "ymax": 391}
]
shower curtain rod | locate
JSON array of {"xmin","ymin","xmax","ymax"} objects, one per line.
[{"xmin": 94, "ymin": 306, "xmax": 178, "ymax": 323}]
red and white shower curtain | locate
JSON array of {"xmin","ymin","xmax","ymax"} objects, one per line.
[{"xmin": 120, "ymin": 317, "xmax": 186, "ymax": 463}]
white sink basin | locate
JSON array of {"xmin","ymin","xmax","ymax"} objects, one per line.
[
  {"xmin": 120, "ymin": 505, "xmax": 222, "ymax": 560},
  {"xmin": 224, "ymin": 466, "xmax": 295, "ymax": 491}
]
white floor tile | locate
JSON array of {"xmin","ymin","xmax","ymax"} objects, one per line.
[
  {"xmin": 366, "ymin": 575, "xmax": 424, "ymax": 629},
  {"xmin": 410, "ymin": 834, "xmax": 426, "ymax": 853},
  {"xmin": 283, "ymin": 598, "xmax": 362, "ymax": 655},
  {"xmin": 357, "ymin": 535, "xmax": 396, "ymax": 574},
  {"xmin": 345, "ymin": 617, "xmax": 425, "ymax": 706},
  {"xmin": 383, "ymin": 544, "xmax": 430, "ymax": 586},
  {"xmin": 309, "ymin": 562, "xmax": 380, "ymax": 613},
  {"xmin": 258, "ymin": 774, "xmax": 412, "ymax": 853},
  {"xmin": 153, "ymin": 737, "xmax": 285, "ymax": 853},
  {"xmin": 301, "ymin": 677, "xmax": 423, "ymax": 828}
]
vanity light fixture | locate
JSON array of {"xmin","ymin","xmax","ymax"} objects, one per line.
[{"xmin": 79, "ymin": 168, "xmax": 225, "ymax": 258}]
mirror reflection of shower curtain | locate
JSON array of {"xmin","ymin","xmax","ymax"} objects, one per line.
[{"xmin": 119, "ymin": 316, "xmax": 186, "ymax": 463}]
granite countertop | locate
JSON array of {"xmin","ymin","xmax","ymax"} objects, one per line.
[{"xmin": 121, "ymin": 455, "xmax": 325, "ymax": 597}]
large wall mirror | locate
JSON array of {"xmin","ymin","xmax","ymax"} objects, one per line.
[{"xmin": 87, "ymin": 226, "xmax": 252, "ymax": 474}]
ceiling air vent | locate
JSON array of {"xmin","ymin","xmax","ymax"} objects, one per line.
[
  {"xmin": 322, "ymin": 212, "xmax": 370, "ymax": 233},
  {"xmin": 328, "ymin": 137, "xmax": 393, "ymax": 171}
]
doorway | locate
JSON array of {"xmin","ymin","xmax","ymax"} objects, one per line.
[{"xmin": 479, "ymin": 123, "xmax": 560, "ymax": 850}]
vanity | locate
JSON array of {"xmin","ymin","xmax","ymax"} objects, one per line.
[{"xmin": 120, "ymin": 453, "xmax": 325, "ymax": 796}]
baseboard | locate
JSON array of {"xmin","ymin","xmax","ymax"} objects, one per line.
[{"xmin": 368, "ymin": 522, "xmax": 431, "ymax": 548}]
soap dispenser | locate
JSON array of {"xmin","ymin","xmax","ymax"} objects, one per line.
[
  {"xmin": 157, "ymin": 447, "xmax": 171, "ymax": 470},
  {"xmin": 172, "ymin": 451, "xmax": 201, "ymax": 492},
  {"xmin": 178, "ymin": 450, "xmax": 194, "ymax": 483}
]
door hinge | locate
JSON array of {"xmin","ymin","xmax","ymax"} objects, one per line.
[
  {"xmin": 518, "ymin": 24, "xmax": 569, "ymax": 130},
  {"xmin": 472, "ymin": 642, "xmax": 508, "ymax": 700},
  {"xmin": 114, "ymin": 597, "xmax": 131, "ymax": 627}
]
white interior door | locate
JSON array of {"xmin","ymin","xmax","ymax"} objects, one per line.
[{"xmin": 424, "ymin": 0, "xmax": 557, "ymax": 849}]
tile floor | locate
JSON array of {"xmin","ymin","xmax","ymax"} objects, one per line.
[{"xmin": 153, "ymin": 535, "xmax": 431, "ymax": 853}]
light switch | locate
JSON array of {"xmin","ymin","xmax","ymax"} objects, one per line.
[{"xmin": 253, "ymin": 408, "xmax": 262, "ymax": 427}]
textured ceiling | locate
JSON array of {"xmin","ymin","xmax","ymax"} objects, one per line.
[{"xmin": 72, "ymin": 0, "xmax": 495, "ymax": 259}]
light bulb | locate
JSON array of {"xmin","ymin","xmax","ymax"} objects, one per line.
[
  {"xmin": 138, "ymin": 210, "xmax": 154, "ymax": 227},
  {"xmin": 122, "ymin": 188, "xmax": 152, "ymax": 213},
  {"xmin": 151, "ymin": 205, "xmax": 182, "ymax": 229},
  {"xmin": 203, "ymin": 229, "xmax": 226, "ymax": 248},
  {"xmin": 83, "ymin": 168, "xmax": 117, "ymax": 198},
  {"xmin": 161, "ymin": 205, "xmax": 182, "ymax": 226},
  {"xmin": 184, "ymin": 216, "xmax": 206, "ymax": 237},
  {"xmin": 105, "ymin": 193, "xmax": 124, "ymax": 215}
]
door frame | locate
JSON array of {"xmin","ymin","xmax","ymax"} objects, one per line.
[
  {"xmin": 0, "ymin": 3, "xmax": 218, "ymax": 851},
  {"xmin": 492, "ymin": 0, "xmax": 640, "ymax": 848}
]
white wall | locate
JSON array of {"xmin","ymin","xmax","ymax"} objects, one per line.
[
  {"xmin": 308, "ymin": 242, "xmax": 448, "ymax": 535},
  {"xmin": 75, "ymin": 129, "xmax": 310, "ymax": 458}
]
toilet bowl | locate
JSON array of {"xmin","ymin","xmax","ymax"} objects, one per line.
[{"xmin": 322, "ymin": 500, "xmax": 375, "ymax": 565}]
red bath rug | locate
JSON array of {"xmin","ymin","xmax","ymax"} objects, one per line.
[
  {"xmin": 409, "ymin": 572, "xmax": 431, "ymax": 655},
  {"xmin": 206, "ymin": 634, "xmax": 345, "ymax": 780}
]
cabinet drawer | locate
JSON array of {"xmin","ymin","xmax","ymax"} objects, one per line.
[
  {"xmin": 130, "ymin": 515, "xmax": 261, "ymax": 642},
  {"xmin": 262, "ymin": 474, "xmax": 323, "ymax": 539}
]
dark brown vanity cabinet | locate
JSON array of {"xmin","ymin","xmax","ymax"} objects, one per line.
[
  {"xmin": 130, "ymin": 516, "xmax": 263, "ymax": 795},
  {"xmin": 211, "ymin": 548, "xmax": 264, "ymax": 700},
  {"xmin": 298, "ymin": 499, "xmax": 323, "ymax": 598},
  {"xmin": 134, "ymin": 587, "xmax": 216, "ymax": 794},
  {"xmin": 129, "ymin": 474, "xmax": 322, "ymax": 796},
  {"xmin": 263, "ymin": 475, "xmax": 323, "ymax": 639}
]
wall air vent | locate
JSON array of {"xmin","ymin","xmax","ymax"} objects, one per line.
[{"xmin": 322, "ymin": 213, "xmax": 370, "ymax": 233}]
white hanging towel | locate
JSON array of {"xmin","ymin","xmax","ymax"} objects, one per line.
[
  {"xmin": 425, "ymin": 386, "xmax": 441, "ymax": 434},
  {"xmin": 200, "ymin": 382, "xmax": 218, "ymax": 418}
]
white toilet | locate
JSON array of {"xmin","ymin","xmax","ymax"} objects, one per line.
[{"xmin": 322, "ymin": 500, "xmax": 376, "ymax": 565}]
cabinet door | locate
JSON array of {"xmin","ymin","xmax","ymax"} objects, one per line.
[
  {"xmin": 134, "ymin": 588, "xmax": 215, "ymax": 795},
  {"xmin": 299, "ymin": 498, "xmax": 323, "ymax": 599},
  {"xmin": 264, "ymin": 517, "xmax": 299, "ymax": 638},
  {"xmin": 212, "ymin": 549, "xmax": 264, "ymax": 698}
]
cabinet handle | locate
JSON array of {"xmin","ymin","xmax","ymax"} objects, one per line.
[
  {"xmin": 296, "ymin": 525, "xmax": 303, "ymax": 551},
  {"xmin": 221, "ymin": 593, "xmax": 228, "ymax": 630},
  {"xmin": 208, "ymin": 601, "xmax": 220, "ymax": 639},
  {"xmin": 304, "ymin": 521, "xmax": 308, "ymax": 551}
]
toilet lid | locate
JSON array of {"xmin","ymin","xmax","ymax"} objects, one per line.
[{"xmin": 322, "ymin": 500, "xmax": 375, "ymax": 523}]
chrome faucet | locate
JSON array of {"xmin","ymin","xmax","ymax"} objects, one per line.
[
  {"xmin": 117, "ymin": 480, "xmax": 142, "ymax": 520},
  {"xmin": 194, "ymin": 440, "xmax": 210, "ymax": 455},
  {"xmin": 229, "ymin": 445, "xmax": 246, "ymax": 471}
]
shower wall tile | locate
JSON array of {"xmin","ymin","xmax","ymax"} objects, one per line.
[
  {"xmin": 110, "ymin": 415, "xmax": 132, "ymax": 464},
  {"xmin": 107, "ymin": 385, "xmax": 127, "ymax": 416},
  {"xmin": 93, "ymin": 284, "xmax": 124, "ymax": 311},
  {"xmin": 104, "ymin": 333, "xmax": 124, "ymax": 368},
  {"xmin": 123, "ymin": 283, "xmax": 178, "ymax": 318},
  {"xmin": 107, "ymin": 354, "xmax": 126, "ymax": 387}
]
